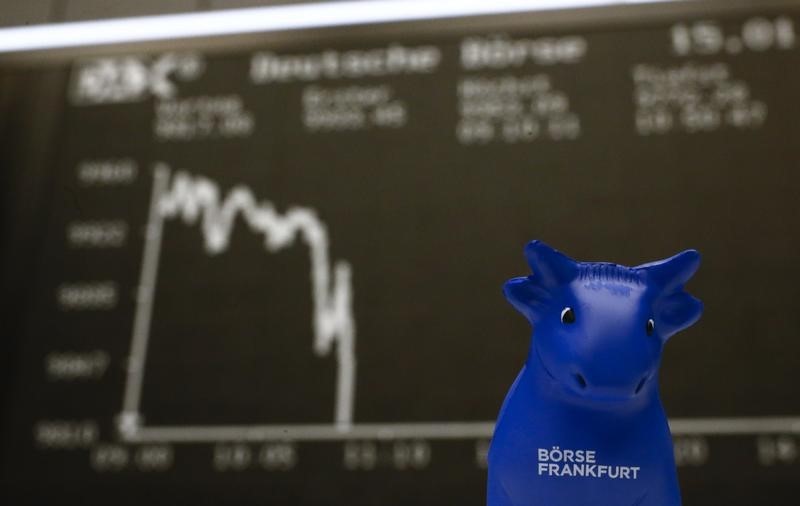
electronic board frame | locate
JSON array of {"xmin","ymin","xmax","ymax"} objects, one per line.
[{"xmin": 1, "ymin": 0, "xmax": 799, "ymax": 504}]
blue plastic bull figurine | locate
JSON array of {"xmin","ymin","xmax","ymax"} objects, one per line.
[{"xmin": 488, "ymin": 240, "xmax": 702, "ymax": 506}]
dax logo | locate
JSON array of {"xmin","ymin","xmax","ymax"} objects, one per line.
[{"xmin": 70, "ymin": 52, "xmax": 204, "ymax": 105}]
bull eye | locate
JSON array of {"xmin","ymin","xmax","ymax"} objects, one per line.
[
  {"xmin": 560, "ymin": 307, "xmax": 575, "ymax": 324},
  {"xmin": 646, "ymin": 318, "xmax": 656, "ymax": 336}
]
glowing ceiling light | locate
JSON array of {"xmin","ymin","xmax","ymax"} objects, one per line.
[{"xmin": 0, "ymin": 0, "xmax": 671, "ymax": 54}]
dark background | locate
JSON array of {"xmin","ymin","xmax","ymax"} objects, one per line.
[{"xmin": 2, "ymin": 2, "xmax": 799, "ymax": 504}]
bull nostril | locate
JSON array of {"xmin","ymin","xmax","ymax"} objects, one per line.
[
  {"xmin": 573, "ymin": 373, "xmax": 587, "ymax": 390},
  {"xmin": 635, "ymin": 376, "xmax": 648, "ymax": 395}
]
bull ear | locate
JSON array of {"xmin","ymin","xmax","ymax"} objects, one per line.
[
  {"xmin": 524, "ymin": 240, "xmax": 578, "ymax": 287},
  {"xmin": 656, "ymin": 291, "xmax": 703, "ymax": 338},
  {"xmin": 503, "ymin": 277, "xmax": 552, "ymax": 325},
  {"xmin": 636, "ymin": 249, "xmax": 700, "ymax": 293}
]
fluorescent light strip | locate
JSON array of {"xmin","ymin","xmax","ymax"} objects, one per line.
[{"xmin": 0, "ymin": 0, "xmax": 670, "ymax": 54}]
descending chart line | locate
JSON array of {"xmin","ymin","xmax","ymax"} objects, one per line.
[
  {"xmin": 118, "ymin": 165, "xmax": 800, "ymax": 446},
  {"xmin": 119, "ymin": 163, "xmax": 356, "ymax": 439}
]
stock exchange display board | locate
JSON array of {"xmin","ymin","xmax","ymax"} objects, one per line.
[{"xmin": 1, "ymin": 1, "xmax": 799, "ymax": 504}]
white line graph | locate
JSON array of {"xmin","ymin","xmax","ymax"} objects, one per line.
[
  {"xmin": 120, "ymin": 418, "xmax": 800, "ymax": 443},
  {"xmin": 119, "ymin": 163, "xmax": 356, "ymax": 439},
  {"xmin": 119, "ymin": 163, "xmax": 800, "ymax": 443}
]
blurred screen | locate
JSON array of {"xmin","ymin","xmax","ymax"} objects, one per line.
[{"xmin": 1, "ymin": 1, "xmax": 799, "ymax": 504}]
